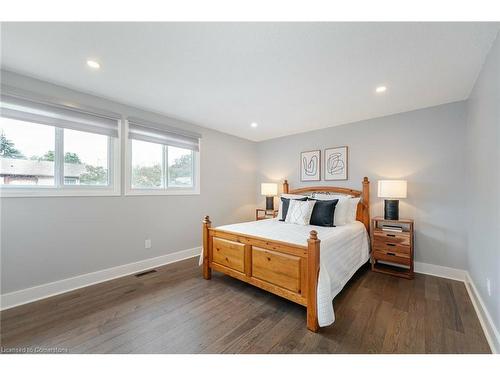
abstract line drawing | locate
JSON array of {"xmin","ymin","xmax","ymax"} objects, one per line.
[
  {"xmin": 326, "ymin": 153, "xmax": 344, "ymax": 175},
  {"xmin": 302, "ymin": 154, "xmax": 318, "ymax": 176},
  {"xmin": 300, "ymin": 150, "xmax": 321, "ymax": 181},
  {"xmin": 324, "ymin": 146, "xmax": 348, "ymax": 180}
]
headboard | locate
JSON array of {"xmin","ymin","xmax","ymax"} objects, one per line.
[{"xmin": 282, "ymin": 177, "xmax": 370, "ymax": 234}]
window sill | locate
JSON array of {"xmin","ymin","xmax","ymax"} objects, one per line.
[
  {"xmin": 125, "ymin": 188, "xmax": 200, "ymax": 196},
  {"xmin": 0, "ymin": 187, "xmax": 121, "ymax": 198}
]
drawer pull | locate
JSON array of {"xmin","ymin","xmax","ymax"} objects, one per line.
[
  {"xmin": 386, "ymin": 243, "xmax": 396, "ymax": 247},
  {"xmin": 387, "ymin": 252, "xmax": 396, "ymax": 256},
  {"xmin": 387, "ymin": 234, "xmax": 396, "ymax": 237}
]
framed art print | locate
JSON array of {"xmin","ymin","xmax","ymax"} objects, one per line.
[
  {"xmin": 324, "ymin": 146, "xmax": 348, "ymax": 180},
  {"xmin": 300, "ymin": 150, "xmax": 320, "ymax": 181}
]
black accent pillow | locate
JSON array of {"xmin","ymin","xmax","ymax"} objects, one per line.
[
  {"xmin": 307, "ymin": 198, "xmax": 339, "ymax": 227},
  {"xmin": 280, "ymin": 197, "xmax": 308, "ymax": 221}
]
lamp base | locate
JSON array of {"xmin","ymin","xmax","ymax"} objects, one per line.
[
  {"xmin": 265, "ymin": 196, "xmax": 274, "ymax": 211},
  {"xmin": 384, "ymin": 199, "xmax": 399, "ymax": 220}
]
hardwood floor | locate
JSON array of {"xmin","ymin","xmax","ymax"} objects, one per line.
[{"xmin": 0, "ymin": 257, "xmax": 490, "ymax": 354}]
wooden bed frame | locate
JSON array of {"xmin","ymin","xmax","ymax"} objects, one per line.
[{"xmin": 202, "ymin": 177, "xmax": 370, "ymax": 332}]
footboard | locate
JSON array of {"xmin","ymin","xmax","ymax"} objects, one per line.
[{"xmin": 202, "ymin": 216, "xmax": 320, "ymax": 332}]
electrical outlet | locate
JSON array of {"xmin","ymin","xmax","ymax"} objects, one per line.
[
  {"xmin": 145, "ymin": 239, "xmax": 152, "ymax": 249},
  {"xmin": 486, "ymin": 278, "xmax": 491, "ymax": 297}
]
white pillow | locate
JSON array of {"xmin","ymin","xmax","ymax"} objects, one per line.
[
  {"xmin": 346, "ymin": 197, "xmax": 361, "ymax": 223},
  {"xmin": 314, "ymin": 193, "xmax": 351, "ymax": 225},
  {"xmin": 285, "ymin": 200, "xmax": 316, "ymax": 225},
  {"xmin": 277, "ymin": 194, "xmax": 307, "ymax": 220}
]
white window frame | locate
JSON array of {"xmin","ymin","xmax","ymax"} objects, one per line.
[
  {"xmin": 124, "ymin": 120, "xmax": 200, "ymax": 196},
  {"xmin": 0, "ymin": 121, "xmax": 121, "ymax": 198}
]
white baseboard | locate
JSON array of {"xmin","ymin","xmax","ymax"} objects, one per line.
[
  {"xmin": 414, "ymin": 261, "xmax": 466, "ymax": 281},
  {"xmin": 0, "ymin": 246, "xmax": 201, "ymax": 311},
  {"xmin": 464, "ymin": 272, "xmax": 500, "ymax": 354}
]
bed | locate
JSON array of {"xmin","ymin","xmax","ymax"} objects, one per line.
[{"xmin": 201, "ymin": 177, "xmax": 370, "ymax": 332}]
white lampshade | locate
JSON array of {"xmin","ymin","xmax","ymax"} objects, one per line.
[
  {"xmin": 261, "ymin": 183, "xmax": 278, "ymax": 196},
  {"xmin": 378, "ymin": 180, "xmax": 407, "ymax": 198}
]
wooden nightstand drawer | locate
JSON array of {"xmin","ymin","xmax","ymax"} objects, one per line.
[
  {"xmin": 373, "ymin": 250, "xmax": 411, "ymax": 266},
  {"xmin": 373, "ymin": 240, "xmax": 411, "ymax": 256},
  {"xmin": 373, "ymin": 230, "xmax": 410, "ymax": 245},
  {"xmin": 371, "ymin": 217, "xmax": 414, "ymax": 279}
]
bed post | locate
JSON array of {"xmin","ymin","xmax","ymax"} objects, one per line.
[
  {"xmin": 202, "ymin": 215, "xmax": 212, "ymax": 280},
  {"xmin": 362, "ymin": 177, "xmax": 370, "ymax": 234},
  {"xmin": 283, "ymin": 179, "xmax": 289, "ymax": 194},
  {"xmin": 307, "ymin": 230, "xmax": 320, "ymax": 332}
]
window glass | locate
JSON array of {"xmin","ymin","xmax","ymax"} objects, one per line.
[
  {"xmin": 167, "ymin": 146, "xmax": 193, "ymax": 187},
  {"xmin": 0, "ymin": 117, "xmax": 55, "ymax": 186},
  {"xmin": 63, "ymin": 129, "xmax": 109, "ymax": 186},
  {"xmin": 131, "ymin": 139, "xmax": 164, "ymax": 188}
]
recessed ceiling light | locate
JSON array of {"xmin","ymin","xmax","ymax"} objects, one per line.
[
  {"xmin": 86, "ymin": 59, "xmax": 101, "ymax": 69},
  {"xmin": 375, "ymin": 86, "xmax": 387, "ymax": 93},
  {"xmin": 250, "ymin": 122, "xmax": 258, "ymax": 128}
]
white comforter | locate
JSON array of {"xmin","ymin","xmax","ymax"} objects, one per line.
[{"xmin": 200, "ymin": 219, "xmax": 370, "ymax": 327}]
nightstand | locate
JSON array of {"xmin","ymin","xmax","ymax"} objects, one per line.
[
  {"xmin": 256, "ymin": 209, "xmax": 278, "ymax": 221},
  {"xmin": 371, "ymin": 217, "xmax": 414, "ymax": 279}
]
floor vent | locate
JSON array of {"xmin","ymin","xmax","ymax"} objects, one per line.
[{"xmin": 135, "ymin": 269, "xmax": 157, "ymax": 278}]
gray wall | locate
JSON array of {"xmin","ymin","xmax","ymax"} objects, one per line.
[
  {"xmin": 0, "ymin": 71, "xmax": 257, "ymax": 294},
  {"xmin": 256, "ymin": 102, "xmax": 468, "ymax": 269},
  {"xmin": 465, "ymin": 32, "xmax": 500, "ymax": 330}
]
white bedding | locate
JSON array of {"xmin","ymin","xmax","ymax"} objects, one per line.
[{"xmin": 200, "ymin": 219, "xmax": 370, "ymax": 327}]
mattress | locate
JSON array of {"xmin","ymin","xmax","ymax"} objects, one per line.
[{"xmin": 201, "ymin": 219, "xmax": 370, "ymax": 327}]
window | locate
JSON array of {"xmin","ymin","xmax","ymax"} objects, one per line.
[
  {"xmin": 131, "ymin": 139, "xmax": 164, "ymax": 188},
  {"xmin": 126, "ymin": 119, "xmax": 200, "ymax": 195},
  {"xmin": 1, "ymin": 118, "xmax": 55, "ymax": 186},
  {"xmin": 63, "ymin": 129, "xmax": 109, "ymax": 186},
  {"xmin": 168, "ymin": 146, "xmax": 193, "ymax": 187},
  {"xmin": 0, "ymin": 93, "xmax": 120, "ymax": 197}
]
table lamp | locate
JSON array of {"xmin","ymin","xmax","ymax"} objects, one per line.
[
  {"xmin": 261, "ymin": 183, "xmax": 278, "ymax": 211},
  {"xmin": 377, "ymin": 180, "xmax": 407, "ymax": 220}
]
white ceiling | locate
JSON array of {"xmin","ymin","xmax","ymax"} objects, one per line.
[{"xmin": 1, "ymin": 22, "xmax": 499, "ymax": 141}]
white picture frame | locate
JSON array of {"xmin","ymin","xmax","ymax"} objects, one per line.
[
  {"xmin": 300, "ymin": 150, "xmax": 321, "ymax": 181},
  {"xmin": 324, "ymin": 146, "xmax": 348, "ymax": 181}
]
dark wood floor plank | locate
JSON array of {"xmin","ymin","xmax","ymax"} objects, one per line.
[
  {"xmin": 424, "ymin": 275, "xmax": 440, "ymax": 302},
  {"xmin": 437, "ymin": 278, "xmax": 464, "ymax": 333},
  {"xmin": 201, "ymin": 298, "xmax": 277, "ymax": 353},
  {"xmin": 337, "ymin": 287, "xmax": 380, "ymax": 353},
  {"xmin": 393, "ymin": 278, "xmax": 412, "ymax": 312},
  {"xmin": 0, "ymin": 257, "xmax": 490, "ymax": 354},
  {"xmin": 238, "ymin": 303, "xmax": 305, "ymax": 354},
  {"xmin": 424, "ymin": 298, "xmax": 446, "ymax": 353},
  {"xmin": 450, "ymin": 282, "xmax": 491, "ymax": 353},
  {"xmin": 381, "ymin": 308, "xmax": 410, "ymax": 353},
  {"xmin": 221, "ymin": 303, "xmax": 291, "ymax": 353},
  {"xmin": 359, "ymin": 300, "xmax": 393, "ymax": 353},
  {"xmin": 405, "ymin": 275, "xmax": 426, "ymax": 353}
]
